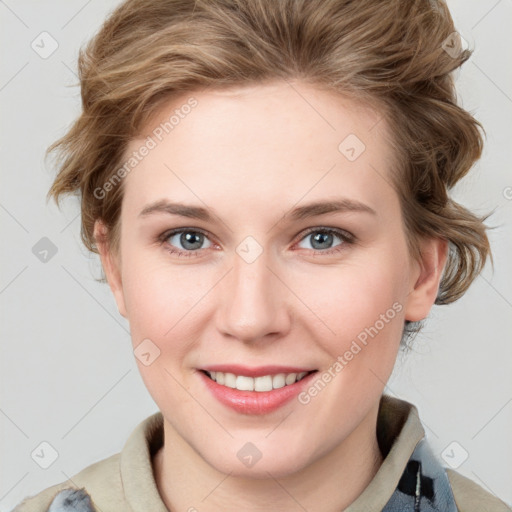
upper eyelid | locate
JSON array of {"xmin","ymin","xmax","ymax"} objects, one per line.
[{"xmin": 299, "ymin": 226, "xmax": 353, "ymax": 240}]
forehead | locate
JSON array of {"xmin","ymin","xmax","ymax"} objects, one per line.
[{"xmin": 120, "ymin": 81, "xmax": 396, "ymax": 220}]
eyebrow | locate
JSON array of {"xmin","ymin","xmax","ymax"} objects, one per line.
[{"xmin": 138, "ymin": 198, "xmax": 376, "ymax": 222}]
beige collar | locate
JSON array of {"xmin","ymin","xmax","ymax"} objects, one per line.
[{"xmin": 119, "ymin": 395, "xmax": 425, "ymax": 511}]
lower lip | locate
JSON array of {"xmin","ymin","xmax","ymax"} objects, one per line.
[{"xmin": 198, "ymin": 371, "xmax": 317, "ymax": 415}]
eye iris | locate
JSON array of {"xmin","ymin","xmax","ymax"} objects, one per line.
[
  {"xmin": 311, "ymin": 231, "xmax": 333, "ymax": 250},
  {"xmin": 181, "ymin": 231, "xmax": 203, "ymax": 250}
]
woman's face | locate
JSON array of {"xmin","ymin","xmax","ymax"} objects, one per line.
[{"xmin": 98, "ymin": 81, "xmax": 442, "ymax": 477}]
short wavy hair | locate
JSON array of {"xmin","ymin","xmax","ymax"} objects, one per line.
[{"xmin": 46, "ymin": 0, "xmax": 491, "ymax": 342}]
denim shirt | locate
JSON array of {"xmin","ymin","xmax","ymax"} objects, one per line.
[{"xmin": 382, "ymin": 437, "xmax": 458, "ymax": 511}]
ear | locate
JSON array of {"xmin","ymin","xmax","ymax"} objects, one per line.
[
  {"xmin": 94, "ymin": 219, "xmax": 127, "ymax": 318},
  {"xmin": 404, "ymin": 237, "xmax": 449, "ymax": 322}
]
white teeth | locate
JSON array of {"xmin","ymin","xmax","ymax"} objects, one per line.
[
  {"xmin": 272, "ymin": 373, "xmax": 286, "ymax": 389},
  {"xmin": 207, "ymin": 370, "xmax": 311, "ymax": 391},
  {"xmin": 224, "ymin": 372, "xmax": 236, "ymax": 388},
  {"xmin": 236, "ymin": 375, "xmax": 254, "ymax": 391},
  {"xmin": 285, "ymin": 373, "xmax": 297, "ymax": 385},
  {"xmin": 254, "ymin": 375, "xmax": 273, "ymax": 392}
]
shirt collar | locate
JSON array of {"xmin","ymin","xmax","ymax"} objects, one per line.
[
  {"xmin": 346, "ymin": 394, "xmax": 426, "ymax": 510},
  {"xmin": 119, "ymin": 395, "xmax": 429, "ymax": 512}
]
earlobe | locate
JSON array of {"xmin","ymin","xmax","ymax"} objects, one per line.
[
  {"xmin": 93, "ymin": 220, "xmax": 127, "ymax": 318},
  {"xmin": 404, "ymin": 237, "xmax": 449, "ymax": 322}
]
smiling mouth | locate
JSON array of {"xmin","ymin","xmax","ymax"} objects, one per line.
[{"xmin": 201, "ymin": 370, "xmax": 317, "ymax": 392}]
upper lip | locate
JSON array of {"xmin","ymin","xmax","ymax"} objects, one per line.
[{"xmin": 200, "ymin": 364, "xmax": 317, "ymax": 378}]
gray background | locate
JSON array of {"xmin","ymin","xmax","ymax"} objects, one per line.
[{"xmin": 1, "ymin": 0, "xmax": 511, "ymax": 509}]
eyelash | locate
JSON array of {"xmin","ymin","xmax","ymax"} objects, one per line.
[{"xmin": 157, "ymin": 227, "xmax": 356, "ymax": 259}]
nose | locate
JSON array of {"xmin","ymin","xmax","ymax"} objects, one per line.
[{"xmin": 215, "ymin": 246, "xmax": 291, "ymax": 344}]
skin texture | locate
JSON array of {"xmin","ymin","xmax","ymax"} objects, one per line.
[{"xmin": 95, "ymin": 80, "xmax": 448, "ymax": 511}]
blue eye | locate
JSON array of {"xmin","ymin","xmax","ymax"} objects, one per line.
[
  {"xmin": 296, "ymin": 228, "xmax": 354, "ymax": 254},
  {"xmin": 160, "ymin": 229, "xmax": 213, "ymax": 258},
  {"xmin": 158, "ymin": 226, "xmax": 354, "ymax": 258}
]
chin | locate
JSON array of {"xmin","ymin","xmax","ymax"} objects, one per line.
[
  {"xmin": 215, "ymin": 456, "xmax": 307, "ymax": 480},
  {"xmin": 199, "ymin": 439, "xmax": 314, "ymax": 480}
]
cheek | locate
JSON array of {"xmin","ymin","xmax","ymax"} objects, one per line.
[
  {"xmin": 119, "ymin": 253, "xmax": 209, "ymax": 405},
  {"xmin": 297, "ymin": 259, "xmax": 407, "ymax": 421},
  {"xmin": 123, "ymin": 262, "xmax": 203, "ymax": 340},
  {"xmin": 119, "ymin": 244, "xmax": 220, "ymax": 371},
  {"xmin": 299, "ymin": 255, "xmax": 408, "ymax": 352}
]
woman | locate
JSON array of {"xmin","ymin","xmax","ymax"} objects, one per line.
[{"xmin": 13, "ymin": 0, "xmax": 510, "ymax": 510}]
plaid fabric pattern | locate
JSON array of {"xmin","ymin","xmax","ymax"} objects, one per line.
[{"xmin": 382, "ymin": 437, "xmax": 458, "ymax": 511}]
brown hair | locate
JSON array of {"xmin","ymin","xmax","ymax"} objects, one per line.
[{"xmin": 46, "ymin": 0, "xmax": 491, "ymax": 320}]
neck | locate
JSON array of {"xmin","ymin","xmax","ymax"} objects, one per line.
[{"xmin": 153, "ymin": 404, "xmax": 383, "ymax": 512}]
